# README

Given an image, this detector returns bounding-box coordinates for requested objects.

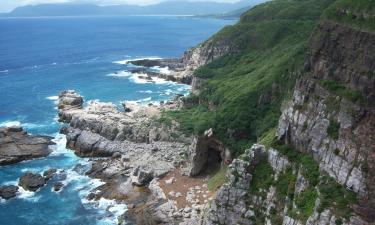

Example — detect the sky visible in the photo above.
[0,0,241,13]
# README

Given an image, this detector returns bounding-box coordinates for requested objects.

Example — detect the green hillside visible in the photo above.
[165,0,336,154]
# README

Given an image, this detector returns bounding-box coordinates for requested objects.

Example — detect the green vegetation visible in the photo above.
[272,143,320,186]
[249,160,274,197]
[327,119,340,140]
[275,167,296,201]
[324,95,341,113]
[324,0,375,32]
[319,176,357,219]
[207,165,228,192]
[168,0,335,155]
[295,188,318,220]
[269,143,357,220]
[259,128,277,149]
[320,80,365,104]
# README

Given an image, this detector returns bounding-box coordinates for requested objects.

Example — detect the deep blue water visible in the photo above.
[0,16,235,225]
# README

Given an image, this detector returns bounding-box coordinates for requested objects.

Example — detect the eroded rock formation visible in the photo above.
[0,126,55,166]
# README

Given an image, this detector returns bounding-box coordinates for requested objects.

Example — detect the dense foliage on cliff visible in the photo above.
[324,0,375,31]
[168,0,335,154]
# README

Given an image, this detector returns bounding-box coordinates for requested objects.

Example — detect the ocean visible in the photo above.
[0,16,235,225]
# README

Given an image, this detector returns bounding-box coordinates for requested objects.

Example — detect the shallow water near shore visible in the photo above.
[0,16,235,225]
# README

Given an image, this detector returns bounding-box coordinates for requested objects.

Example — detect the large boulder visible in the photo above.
[0,185,19,199]
[19,172,46,192]
[0,126,54,166]
[132,166,154,186]
[58,90,83,110]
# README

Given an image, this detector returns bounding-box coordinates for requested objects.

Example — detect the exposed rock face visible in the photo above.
[0,185,19,199]
[125,39,232,86]
[58,90,83,110]
[178,39,232,78]
[19,172,46,192]
[58,91,189,153]
[0,126,54,166]
[187,128,231,176]
[43,168,57,181]
[306,21,375,106]
[277,21,375,222]
[267,148,289,175]
[203,144,266,225]
[53,182,64,192]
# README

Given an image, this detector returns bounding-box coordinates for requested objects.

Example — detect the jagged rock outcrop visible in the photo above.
[0,126,55,166]
[277,20,375,222]
[0,185,19,199]
[58,91,191,157]
[125,38,233,86]
[19,172,46,192]
[203,144,266,225]
[179,39,232,78]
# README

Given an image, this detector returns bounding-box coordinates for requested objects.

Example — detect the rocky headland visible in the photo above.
[57,90,221,224]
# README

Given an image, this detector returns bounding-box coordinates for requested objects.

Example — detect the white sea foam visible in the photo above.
[128,73,150,84]
[151,66,171,75]
[139,90,154,94]
[49,133,72,156]
[113,57,162,65]
[46,96,59,100]
[164,89,173,96]
[0,70,9,73]
[139,97,152,102]
[129,74,173,85]
[0,121,21,127]
[106,71,132,78]
[90,197,127,225]
[2,180,18,186]
[151,76,173,84]
[46,95,59,104]
[17,187,37,201]
[0,120,50,130]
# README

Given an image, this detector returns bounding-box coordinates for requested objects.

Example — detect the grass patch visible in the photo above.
[295,188,318,220]
[272,143,320,186]
[327,119,340,140]
[249,160,274,197]
[207,165,228,192]
[320,80,365,104]
[259,127,277,148]
[275,167,296,201]
[319,176,357,219]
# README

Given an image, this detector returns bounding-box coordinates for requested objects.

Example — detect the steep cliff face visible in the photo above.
[178,38,234,93]
[200,4,375,225]
[277,20,375,222]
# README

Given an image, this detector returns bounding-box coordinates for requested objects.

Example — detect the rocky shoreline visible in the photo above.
[53,41,234,224]
[57,89,216,224]
[0,41,226,223]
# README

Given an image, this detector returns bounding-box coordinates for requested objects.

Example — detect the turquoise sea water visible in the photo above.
[0,16,235,225]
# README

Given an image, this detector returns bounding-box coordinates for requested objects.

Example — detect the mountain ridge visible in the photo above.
[0,1,267,17]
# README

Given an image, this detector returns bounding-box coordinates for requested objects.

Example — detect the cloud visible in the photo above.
[0,0,241,13]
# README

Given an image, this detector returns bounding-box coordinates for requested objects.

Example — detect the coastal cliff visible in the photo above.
[156,0,375,225]
[201,17,375,220]
[44,0,375,224]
